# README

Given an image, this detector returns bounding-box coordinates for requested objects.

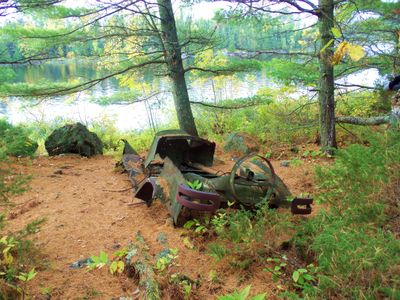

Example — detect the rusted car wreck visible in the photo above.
[121,130,312,225]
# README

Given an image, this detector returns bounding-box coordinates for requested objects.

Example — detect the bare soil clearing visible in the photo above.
[5,153,317,299]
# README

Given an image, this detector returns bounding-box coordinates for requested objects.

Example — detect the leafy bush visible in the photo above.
[89,115,122,153]
[0,119,38,157]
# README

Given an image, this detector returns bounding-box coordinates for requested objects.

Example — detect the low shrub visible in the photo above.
[294,131,400,299]
[0,146,40,299]
[0,119,37,157]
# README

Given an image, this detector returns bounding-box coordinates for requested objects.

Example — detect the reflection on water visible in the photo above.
[1,61,269,131]
[12,60,101,84]
[1,61,381,131]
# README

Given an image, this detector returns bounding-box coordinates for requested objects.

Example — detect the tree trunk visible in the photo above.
[318,0,336,152]
[157,0,198,136]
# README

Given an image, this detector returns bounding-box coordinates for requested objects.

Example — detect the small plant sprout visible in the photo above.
[113,247,128,258]
[182,237,195,249]
[17,268,37,282]
[292,264,316,289]
[264,257,287,282]
[87,251,109,270]
[208,242,230,261]
[109,261,125,275]
[218,285,266,300]
[208,270,220,284]
[155,248,178,272]
[1,235,18,265]
[170,273,193,300]
[211,212,228,234]
[290,158,304,167]
[183,218,208,234]
[187,180,203,190]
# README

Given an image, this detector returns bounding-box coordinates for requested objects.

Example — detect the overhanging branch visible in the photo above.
[189,101,262,109]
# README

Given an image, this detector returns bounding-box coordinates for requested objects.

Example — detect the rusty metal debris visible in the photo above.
[120,130,313,225]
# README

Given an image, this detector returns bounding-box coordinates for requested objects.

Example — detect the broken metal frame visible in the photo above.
[121,130,313,225]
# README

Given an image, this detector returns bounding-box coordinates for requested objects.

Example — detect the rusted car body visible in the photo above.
[121,130,312,225]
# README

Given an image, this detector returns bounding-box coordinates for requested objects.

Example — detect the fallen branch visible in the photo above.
[102,187,132,192]
[189,100,262,109]
[335,115,390,125]
[127,202,146,207]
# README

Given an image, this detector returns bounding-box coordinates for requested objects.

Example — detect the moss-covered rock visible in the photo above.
[45,123,103,157]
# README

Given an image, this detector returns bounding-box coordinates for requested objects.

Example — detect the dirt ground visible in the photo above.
[4,152,318,300]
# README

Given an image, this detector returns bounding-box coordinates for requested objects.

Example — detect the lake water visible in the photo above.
[1,61,268,131]
[0,61,381,131]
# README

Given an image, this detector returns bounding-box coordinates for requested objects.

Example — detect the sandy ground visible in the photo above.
[4,153,317,300]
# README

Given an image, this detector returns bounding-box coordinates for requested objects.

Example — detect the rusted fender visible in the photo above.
[134,177,167,207]
[176,184,221,212]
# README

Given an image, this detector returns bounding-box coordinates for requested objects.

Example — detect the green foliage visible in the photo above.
[89,90,141,106]
[336,90,390,117]
[289,158,304,167]
[196,86,319,146]
[263,59,319,86]
[292,265,316,290]
[0,168,31,204]
[264,257,287,282]
[0,67,16,82]
[186,180,203,191]
[0,119,38,157]
[208,242,230,261]
[16,268,37,282]
[183,218,209,234]
[294,131,400,298]
[87,251,109,270]
[0,218,44,298]
[218,285,266,300]
[88,247,128,275]
[19,218,46,237]
[302,149,324,158]
[109,261,124,275]
[0,142,38,299]
[154,248,178,272]
[89,115,122,153]
[208,270,220,284]
[169,273,194,300]
[30,5,90,19]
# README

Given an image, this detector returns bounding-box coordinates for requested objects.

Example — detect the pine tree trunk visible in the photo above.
[157,0,198,136]
[318,0,337,152]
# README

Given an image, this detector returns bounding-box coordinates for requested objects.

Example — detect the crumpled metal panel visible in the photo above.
[144,130,215,168]
[121,153,144,187]
[159,157,186,224]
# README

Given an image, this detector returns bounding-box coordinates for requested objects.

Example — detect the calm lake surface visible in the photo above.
[0,61,268,131]
[0,61,381,131]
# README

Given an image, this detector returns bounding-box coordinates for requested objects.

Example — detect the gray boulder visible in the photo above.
[223,132,259,155]
[45,123,103,157]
